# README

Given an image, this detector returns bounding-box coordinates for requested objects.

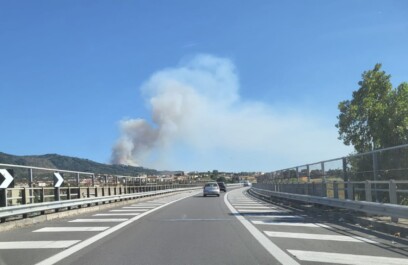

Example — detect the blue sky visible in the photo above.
[1,1,407,172]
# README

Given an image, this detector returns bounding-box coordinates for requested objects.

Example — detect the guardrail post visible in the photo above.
[372,152,379,202]
[321,180,327,197]
[22,187,27,204]
[296,167,299,182]
[28,168,33,203]
[347,181,354,200]
[0,188,7,207]
[67,187,71,200]
[306,165,310,182]
[41,187,45,202]
[365,180,372,202]
[342,158,348,181]
[389,180,398,223]
[54,187,60,201]
[333,181,339,199]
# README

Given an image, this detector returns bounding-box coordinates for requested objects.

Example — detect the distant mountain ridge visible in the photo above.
[0,152,160,176]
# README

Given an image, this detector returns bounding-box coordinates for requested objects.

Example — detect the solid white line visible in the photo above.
[36,191,200,265]
[33,227,109,232]
[93,213,140,216]
[251,221,330,228]
[287,250,408,265]
[264,231,377,243]
[69,219,128,222]
[0,241,80,249]
[224,191,300,265]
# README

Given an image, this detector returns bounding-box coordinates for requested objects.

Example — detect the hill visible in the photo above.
[0,152,160,176]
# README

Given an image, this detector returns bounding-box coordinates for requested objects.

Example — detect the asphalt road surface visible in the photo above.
[0,187,407,265]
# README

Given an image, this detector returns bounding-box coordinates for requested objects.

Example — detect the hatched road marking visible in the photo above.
[0,241,80,249]
[33,227,110,232]
[93,213,140,216]
[264,231,378,243]
[69,218,128,222]
[287,250,408,265]
[251,220,330,228]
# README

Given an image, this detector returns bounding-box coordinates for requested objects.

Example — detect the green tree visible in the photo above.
[337,64,408,184]
[336,64,408,152]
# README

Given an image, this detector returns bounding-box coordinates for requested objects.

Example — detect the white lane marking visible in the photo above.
[36,191,201,265]
[93,213,140,216]
[69,219,128,222]
[264,231,377,243]
[237,209,281,213]
[109,209,146,212]
[251,221,330,228]
[242,215,303,219]
[288,250,408,265]
[234,204,275,209]
[0,241,80,249]
[224,191,300,265]
[33,227,109,232]
[122,206,157,207]
[130,203,163,207]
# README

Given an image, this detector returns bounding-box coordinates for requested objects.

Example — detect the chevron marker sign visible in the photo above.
[54,172,64,187]
[0,169,14,188]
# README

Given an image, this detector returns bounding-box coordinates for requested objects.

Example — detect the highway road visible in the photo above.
[0,187,407,265]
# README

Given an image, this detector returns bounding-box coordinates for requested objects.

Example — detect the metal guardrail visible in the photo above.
[0,186,200,221]
[254,144,408,223]
[251,184,408,222]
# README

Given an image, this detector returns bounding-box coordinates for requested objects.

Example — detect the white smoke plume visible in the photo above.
[111,54,349,171]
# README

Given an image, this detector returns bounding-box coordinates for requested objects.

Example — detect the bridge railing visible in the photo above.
[0,163,202,215]
[254,144,408,222]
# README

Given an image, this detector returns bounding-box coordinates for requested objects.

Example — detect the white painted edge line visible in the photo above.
[0,241,80,249]
[224,191,300,265]
[33,227,110,232]
[287,250,408,265]
[35,190,201,265]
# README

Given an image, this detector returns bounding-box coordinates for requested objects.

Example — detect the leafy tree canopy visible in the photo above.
[336,64,408,153]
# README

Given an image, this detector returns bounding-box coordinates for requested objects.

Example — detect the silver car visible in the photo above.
[203,182,220,197]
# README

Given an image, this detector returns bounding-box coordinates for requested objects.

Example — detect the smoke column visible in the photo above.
[111,54,349,170]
